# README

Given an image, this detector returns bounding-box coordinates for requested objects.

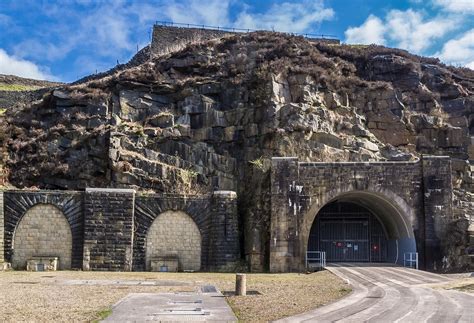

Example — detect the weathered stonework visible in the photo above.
[83,188,135,271]
[209,191,240,271]
[3,191,84,269]
[1,188,240,271]
[270,156,453,272]
[3,28,473,272]
[13,204,72,270]
[0,155,465,272]
[145,210,201,271]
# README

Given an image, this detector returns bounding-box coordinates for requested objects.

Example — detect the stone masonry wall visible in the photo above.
[422,156,454,271]
[145,210,201,271]
[151,25,339,58]
[3,189,239,272]
[83,188,135,271]
[12,204,72,270]
[134,192,240,271]
[134,194,212,271]
[209,191,240,271]
[151,25,233,56]
[269,157,453,272]
[3,191,84,268]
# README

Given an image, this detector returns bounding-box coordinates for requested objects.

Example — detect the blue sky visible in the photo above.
[0,0,473,82]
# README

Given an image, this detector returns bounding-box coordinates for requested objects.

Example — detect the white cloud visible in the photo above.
[13,39,74,62]
[345,9,459,53]
[432,0,474,13]
[385,9,456,52]
[0,13,11,27]
[235,0,334,33]
[345,15,386,45]
[0,49,55,80]
[164,0,232,26]
[436,29,474,68]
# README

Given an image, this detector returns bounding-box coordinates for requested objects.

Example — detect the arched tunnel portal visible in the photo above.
[306,191,417,265]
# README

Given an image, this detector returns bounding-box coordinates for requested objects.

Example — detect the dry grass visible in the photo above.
[432,277,474,294]
[0,84,40,92]
[0,270,349,322]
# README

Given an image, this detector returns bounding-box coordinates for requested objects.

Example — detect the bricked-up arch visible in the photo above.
[145,210,201,271]
[12,204,73,269]
[3,191,84,269]
[133,195,211,271]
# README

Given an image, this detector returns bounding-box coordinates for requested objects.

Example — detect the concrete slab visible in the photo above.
[102,286,237,322]
[62,279,191,287]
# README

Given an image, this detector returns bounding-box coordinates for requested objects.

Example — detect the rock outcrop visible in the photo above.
[1,32,472,271]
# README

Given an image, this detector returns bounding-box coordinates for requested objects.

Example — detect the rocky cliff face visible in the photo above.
[1,32,472,270]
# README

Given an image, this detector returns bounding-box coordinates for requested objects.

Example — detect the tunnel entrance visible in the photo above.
[308,201,388,262]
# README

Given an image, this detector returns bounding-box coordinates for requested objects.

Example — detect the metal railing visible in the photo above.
[306,251,326,270]
[404,252,418,269]
[155,20,339,40]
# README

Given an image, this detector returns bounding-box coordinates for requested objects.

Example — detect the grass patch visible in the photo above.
[0,83,40,91]
[249,156,266,171]
[0,108,6,116]
[93,308,112,322]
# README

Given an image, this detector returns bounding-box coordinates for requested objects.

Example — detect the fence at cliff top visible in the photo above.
[155,20,339,40]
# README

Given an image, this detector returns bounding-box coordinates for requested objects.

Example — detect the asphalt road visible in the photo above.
[276,263,473,323]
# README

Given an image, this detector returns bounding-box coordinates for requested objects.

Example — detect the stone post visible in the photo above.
[208,191,240,271]
[83,188,135,271]
[422,155,453,271]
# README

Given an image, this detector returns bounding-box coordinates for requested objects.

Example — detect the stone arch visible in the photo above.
[302,189,418,265]
[12,204,73,270]
[145,210,202,271]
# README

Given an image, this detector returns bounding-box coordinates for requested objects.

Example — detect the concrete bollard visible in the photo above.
[235,273,247,296]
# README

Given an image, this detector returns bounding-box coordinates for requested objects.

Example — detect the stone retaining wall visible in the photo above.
[2,189,239,271]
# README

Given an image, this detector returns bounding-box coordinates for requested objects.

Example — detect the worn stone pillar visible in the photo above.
[270,157,300,272]
[0,191,4,264]
[422,155,453,271]
[208,191,240,271]
[83,188,135,271]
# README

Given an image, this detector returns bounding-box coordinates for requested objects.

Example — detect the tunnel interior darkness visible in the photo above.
[307,192,417,265]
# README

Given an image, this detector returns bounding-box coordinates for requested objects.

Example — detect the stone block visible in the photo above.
[151,255,179,272]
[27,257,58,271]
[149,113,174,128]
[312,132,343,149]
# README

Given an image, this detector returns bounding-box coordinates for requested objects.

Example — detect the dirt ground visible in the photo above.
[0,270,350,322]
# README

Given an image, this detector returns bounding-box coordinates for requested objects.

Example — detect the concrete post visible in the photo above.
[235,273,247,296]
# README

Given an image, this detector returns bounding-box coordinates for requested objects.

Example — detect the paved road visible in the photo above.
[276,263,474,323]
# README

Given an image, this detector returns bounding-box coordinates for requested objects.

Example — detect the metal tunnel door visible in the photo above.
[319,218,370,262]
[308,201,387,262]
